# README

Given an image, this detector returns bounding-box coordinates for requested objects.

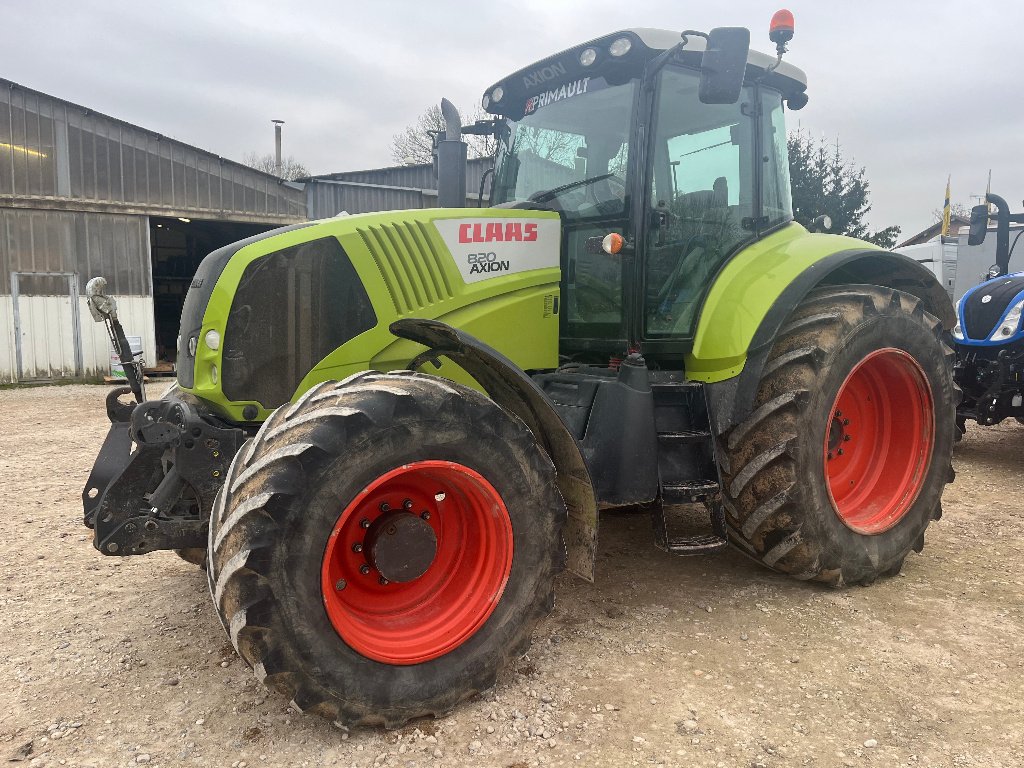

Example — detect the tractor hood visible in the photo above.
[176,208,562,422]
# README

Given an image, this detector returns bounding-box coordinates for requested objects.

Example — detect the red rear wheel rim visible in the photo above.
[824,348,934,534]
[320,461,513,665]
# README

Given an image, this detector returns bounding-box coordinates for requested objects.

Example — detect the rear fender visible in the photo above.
[390,318,598,581]
[692,225,954,434]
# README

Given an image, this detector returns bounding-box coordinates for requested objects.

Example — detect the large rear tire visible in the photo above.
[720,286,956,585]
[208,371,565,727]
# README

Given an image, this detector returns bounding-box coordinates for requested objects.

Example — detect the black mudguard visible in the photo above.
[391,318,599,582]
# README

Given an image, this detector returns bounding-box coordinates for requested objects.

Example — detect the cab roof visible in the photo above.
[484,27,808,116]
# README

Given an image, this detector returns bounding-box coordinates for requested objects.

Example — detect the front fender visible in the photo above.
[390,318,598,581]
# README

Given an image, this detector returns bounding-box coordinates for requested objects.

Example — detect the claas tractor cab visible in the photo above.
[82,13,957,728]
[953,192,1024,430]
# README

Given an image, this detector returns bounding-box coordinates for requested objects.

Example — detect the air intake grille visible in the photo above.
[357,221,454,314]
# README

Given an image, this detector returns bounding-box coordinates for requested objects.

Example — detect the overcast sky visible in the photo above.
[5,1,1023,237]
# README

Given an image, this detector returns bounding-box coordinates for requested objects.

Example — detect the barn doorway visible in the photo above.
[149,217,273,373]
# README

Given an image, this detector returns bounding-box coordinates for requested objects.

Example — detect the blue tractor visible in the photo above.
[953,193,1024,432]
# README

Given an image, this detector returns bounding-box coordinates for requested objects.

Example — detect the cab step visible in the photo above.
[661,478,719,503]
[651,496,729,554]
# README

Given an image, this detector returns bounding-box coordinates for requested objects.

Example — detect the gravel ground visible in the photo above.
[1,383,1022,768]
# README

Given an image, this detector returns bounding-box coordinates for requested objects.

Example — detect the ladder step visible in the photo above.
[651,492,729,555]
[662,480,720,503]
[660,533,729,555]
[657,430,712,444]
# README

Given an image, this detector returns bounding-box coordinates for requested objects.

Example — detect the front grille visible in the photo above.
[963,275,1024,340]
[177,222,313,389]
[221,236,376,409]
[357,220,454,314]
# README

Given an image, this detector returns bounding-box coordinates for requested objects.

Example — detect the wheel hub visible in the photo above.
[320,461,514,665]
[365,512,437,583]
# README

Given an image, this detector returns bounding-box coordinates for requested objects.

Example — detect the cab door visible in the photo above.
[639,65,758,350]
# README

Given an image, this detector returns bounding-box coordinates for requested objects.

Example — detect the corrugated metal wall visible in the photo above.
[320,157,494,197]
[0,78,306,221]
[308,180,489,219]
[0,208,150,295]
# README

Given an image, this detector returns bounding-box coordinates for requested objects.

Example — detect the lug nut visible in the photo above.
[421,511,431,520]
[359,564,371,575]
[379,576,389,586]
[403,499,414,510]
[352,543,363,553]
[211,470,221,478]
[837,448,844,456]
[842,418,850,426]
[335,579,347,591]
[360,518,371,529]
[835,410,842,418]
[843,434,851,442]
[379,502,391,512]
[827,452,833,461]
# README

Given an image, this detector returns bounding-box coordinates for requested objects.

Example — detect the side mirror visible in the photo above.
[968,204,989,246]
[699,27,750,104]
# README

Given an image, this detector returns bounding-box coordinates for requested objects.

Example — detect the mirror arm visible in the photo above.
[645,29,708,81]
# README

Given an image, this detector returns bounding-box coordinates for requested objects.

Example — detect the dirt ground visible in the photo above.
[1,383,1022,768]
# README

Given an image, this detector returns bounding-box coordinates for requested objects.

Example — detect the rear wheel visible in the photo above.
[720,286,956,585]
[208,371,565,727]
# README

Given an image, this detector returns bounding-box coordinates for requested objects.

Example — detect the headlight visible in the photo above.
[210,364,218,384]
[952,299,964,340]
[481,93,490,109]
[187,335,198,357]
[609,37,632,57]
[579,47,597,66]
[491,86,504,103]
[989,298,1024,341]
[204,329,221,351]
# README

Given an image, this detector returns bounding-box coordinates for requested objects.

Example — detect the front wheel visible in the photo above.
[720,286,956,585]
[208,371,566,727]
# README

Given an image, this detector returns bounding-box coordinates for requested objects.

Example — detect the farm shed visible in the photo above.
[0,78,306,383]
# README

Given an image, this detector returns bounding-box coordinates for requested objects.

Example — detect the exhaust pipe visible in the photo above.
[435,98,467,208]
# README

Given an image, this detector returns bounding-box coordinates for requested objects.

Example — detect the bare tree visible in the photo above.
[391,105,495,166]
[242,152,311,181]
[929,201,972,222]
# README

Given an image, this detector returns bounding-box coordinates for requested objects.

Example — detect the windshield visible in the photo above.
[491,75,637,220]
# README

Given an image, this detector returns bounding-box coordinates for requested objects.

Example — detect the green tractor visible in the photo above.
[83,16,957,727]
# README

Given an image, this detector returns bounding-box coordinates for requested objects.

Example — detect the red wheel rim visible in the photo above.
[824,348,934,534]
[320,461,513,665]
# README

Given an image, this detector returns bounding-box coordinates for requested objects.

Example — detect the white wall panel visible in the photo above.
[0,296,15,383]
[77,296,156,378]
[15,294,78,379]
[0,294,155,382]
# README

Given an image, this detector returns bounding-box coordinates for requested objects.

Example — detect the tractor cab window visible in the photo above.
[492,75,638,345]
[491,76,634,220]
[644,66,756,339]
[761,90,794,228]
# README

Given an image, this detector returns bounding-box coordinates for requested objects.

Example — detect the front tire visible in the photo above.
[720,286,956,585]
[207,371,565,727]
